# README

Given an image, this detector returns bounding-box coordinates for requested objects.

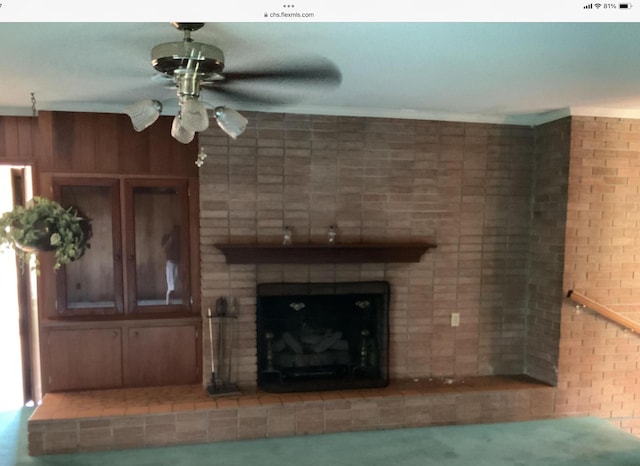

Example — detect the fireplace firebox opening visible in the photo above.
[256,281,390,393]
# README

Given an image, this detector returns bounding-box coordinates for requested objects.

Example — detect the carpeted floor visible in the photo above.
[3,408,640,466]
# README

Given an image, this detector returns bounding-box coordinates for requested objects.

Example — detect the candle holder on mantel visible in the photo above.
[328,225,337,244]
[282,226,292,245]
[206,297,241,397]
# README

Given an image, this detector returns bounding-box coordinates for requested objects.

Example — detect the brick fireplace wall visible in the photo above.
[526,117,571,385]
[198,112,536,388]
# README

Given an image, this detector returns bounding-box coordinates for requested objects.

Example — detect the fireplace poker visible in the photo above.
[217,302,224,388]
[227,297,236,384]
[206,305,217,394]
[215,296,228,377]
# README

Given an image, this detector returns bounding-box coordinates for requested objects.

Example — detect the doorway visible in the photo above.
[0,165,36,409]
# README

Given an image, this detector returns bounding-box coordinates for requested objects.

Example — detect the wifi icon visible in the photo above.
[595,2,602,7]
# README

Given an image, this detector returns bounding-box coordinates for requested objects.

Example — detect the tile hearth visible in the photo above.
[28,375,555,455]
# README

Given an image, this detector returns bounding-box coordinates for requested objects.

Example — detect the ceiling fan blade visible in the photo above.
[202,85,300,105]
[221,58,342,86]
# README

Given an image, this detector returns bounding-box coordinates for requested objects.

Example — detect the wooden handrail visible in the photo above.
[566,290,640,334]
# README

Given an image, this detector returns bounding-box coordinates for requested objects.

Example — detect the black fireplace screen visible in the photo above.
[256,281,390,393]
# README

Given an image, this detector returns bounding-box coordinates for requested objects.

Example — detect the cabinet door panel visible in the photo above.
[53,178,123,316]
[125,179,191,314]
[133,186,182,306]
[45,328,122,392]
[125,325,198,387]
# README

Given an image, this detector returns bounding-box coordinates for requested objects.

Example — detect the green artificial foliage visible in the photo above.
[0,196,91,271]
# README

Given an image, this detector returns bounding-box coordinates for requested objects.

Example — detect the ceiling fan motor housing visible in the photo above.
[151,41,225,78]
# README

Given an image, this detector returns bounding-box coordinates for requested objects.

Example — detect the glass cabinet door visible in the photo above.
[125,180,190,313]
[54,179,123,316]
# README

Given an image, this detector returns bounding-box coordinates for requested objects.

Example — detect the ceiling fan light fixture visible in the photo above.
[125,99,163,132]
[128,22,340,161]
[171,114,195,144]
[214,106,248,140]
[180,97,210,133]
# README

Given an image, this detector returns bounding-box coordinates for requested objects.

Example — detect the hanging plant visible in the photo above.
[0,196,92,271]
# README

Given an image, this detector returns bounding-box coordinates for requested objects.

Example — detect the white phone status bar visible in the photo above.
[1,0,640,21]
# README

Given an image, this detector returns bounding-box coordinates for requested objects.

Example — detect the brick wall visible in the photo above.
[199,112,535,387]
[559,116,640,434]
[526,117,571,385]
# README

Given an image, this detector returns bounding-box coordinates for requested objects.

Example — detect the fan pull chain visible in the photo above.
[195,146,208,167]
[30,92,38,117]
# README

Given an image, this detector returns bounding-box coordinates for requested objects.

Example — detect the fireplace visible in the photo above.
[256,281,390,393]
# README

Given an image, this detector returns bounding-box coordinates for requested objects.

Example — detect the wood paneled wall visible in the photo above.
[0,110,201,398]
[0,111,198,177]
[0,115,36,163]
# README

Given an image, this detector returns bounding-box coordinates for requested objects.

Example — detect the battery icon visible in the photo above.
[620,3,631,7]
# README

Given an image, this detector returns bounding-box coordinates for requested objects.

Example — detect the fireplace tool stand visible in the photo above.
[207,297,240,397]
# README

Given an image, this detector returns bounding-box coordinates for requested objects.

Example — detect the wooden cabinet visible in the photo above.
[31,111,201,397]
[43,321,200,392]
[39,174,201,393]
[51,176,197,317]
[124,325,199,387]
[44,327,123,392]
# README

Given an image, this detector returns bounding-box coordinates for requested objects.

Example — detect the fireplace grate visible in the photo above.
[256,281,390,393]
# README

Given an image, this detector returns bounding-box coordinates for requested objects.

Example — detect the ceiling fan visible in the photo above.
[125,22,342,156]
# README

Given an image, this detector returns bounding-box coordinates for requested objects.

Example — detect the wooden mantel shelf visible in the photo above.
[214,242,436,264]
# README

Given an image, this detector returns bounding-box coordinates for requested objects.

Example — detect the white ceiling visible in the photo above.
[2,22,640,126]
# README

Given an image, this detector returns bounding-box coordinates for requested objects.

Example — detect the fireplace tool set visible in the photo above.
[207,297,240,396]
